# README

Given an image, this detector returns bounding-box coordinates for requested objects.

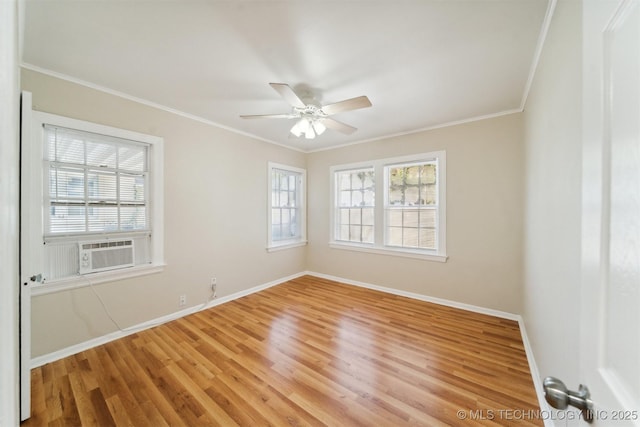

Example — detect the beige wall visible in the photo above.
[24,69,528,357]
[307,114,525,314]
[522,0,582,386]
[23,69,307,357]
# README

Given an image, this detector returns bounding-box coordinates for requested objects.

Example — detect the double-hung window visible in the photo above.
[29,112,164,290]
[334,168,375,244]
[267,162,307,250]
[385,160,439,250]
[330,151,446,261]
[46,125,149,235]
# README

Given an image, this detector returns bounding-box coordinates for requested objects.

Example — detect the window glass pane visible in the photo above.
[271,208,281,225]
[88,206,118,232]
[352,190,363,206]
[421,163,437,184]
[405,166,420,185]
[419,184,437,205]
[86,141,116,168]
[339,225,350,241]
[50,205,86,233]
[339,191,351,206]
[272,224,282,240]
[120,174,145,202]
[352,173,364,189]
[403,227,419,247]
[362,225,374,243]
[362,207,374,226]
[339,173,351,190]
[419,209,436,227]
[387,227,403,246]
[349,225,361,241]
[349,208,361,225]
[118,145,146,172]
[121,206,147,231]
[279,172,288,191]
[339,208,350,225]
[279,191,289,207]
[405,186,419,205]
[88,171,117,201]
[363,189,375,206]
[51,168,85,200]
[419,228,436,249]
[55,135,85,164]
[404,210,419,227]
[387,209,403,227]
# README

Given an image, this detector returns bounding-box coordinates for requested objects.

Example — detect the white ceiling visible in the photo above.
[21,0,551,152]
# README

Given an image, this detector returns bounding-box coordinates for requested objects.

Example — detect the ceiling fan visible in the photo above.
[240,83,372,139]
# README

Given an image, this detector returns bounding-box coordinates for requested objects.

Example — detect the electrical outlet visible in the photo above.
[211,277,217,293]
[179,294,186,306]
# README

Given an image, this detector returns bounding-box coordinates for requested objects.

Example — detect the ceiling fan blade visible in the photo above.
[240,113,295,119]
[321,96,372,116]
[319,118,357,135]
[269,83,306,109]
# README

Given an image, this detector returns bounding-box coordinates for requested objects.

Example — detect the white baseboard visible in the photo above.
[30,271,307,368]
[518,318,555,427]
[304,270,551,424]
[31,269,549,424]
[304,270,521,320]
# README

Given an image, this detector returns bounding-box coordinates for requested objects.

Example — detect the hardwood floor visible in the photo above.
[22,275,543,426]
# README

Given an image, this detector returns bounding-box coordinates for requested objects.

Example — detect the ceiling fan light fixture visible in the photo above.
[290,118,306,137]
[304,124,316,139]
[312,120,326,136]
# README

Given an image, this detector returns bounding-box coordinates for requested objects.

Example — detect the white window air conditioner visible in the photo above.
[79,239,135,274]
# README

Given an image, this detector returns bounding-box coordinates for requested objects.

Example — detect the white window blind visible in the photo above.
[44,125,149,236]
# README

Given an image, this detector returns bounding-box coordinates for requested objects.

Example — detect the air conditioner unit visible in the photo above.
[79,239,135,274]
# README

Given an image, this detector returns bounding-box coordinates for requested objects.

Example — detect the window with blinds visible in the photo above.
[44,125,149,236]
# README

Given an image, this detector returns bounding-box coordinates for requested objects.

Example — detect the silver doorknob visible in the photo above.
[543,376,593,423]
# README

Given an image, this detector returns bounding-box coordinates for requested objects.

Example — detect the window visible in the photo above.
[29,111,164,290]
[45,125,149,235]
[335,168,375,244]
[385,161,438,250]
[267,162,307,250]
[330,152,446,262]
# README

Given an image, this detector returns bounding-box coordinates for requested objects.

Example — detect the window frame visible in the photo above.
[267,162,307,251]
[329,151,447,262]
[29,111,165,294]
[44,124,150,237]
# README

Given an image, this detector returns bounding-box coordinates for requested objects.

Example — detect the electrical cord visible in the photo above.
[81,273,217,333]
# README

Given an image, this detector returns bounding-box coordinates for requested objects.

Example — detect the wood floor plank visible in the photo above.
[22,275,543,426]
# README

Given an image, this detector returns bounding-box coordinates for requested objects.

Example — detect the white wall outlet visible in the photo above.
[179,294,186,306]
[211,277,217,293]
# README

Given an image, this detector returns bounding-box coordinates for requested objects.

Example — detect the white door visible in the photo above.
[20,91,42,421]
[580,0,640,425]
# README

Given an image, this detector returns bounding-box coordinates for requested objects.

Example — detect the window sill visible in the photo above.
[329,242,448,263]
[31,263,165,296]
[267,240,308,252]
